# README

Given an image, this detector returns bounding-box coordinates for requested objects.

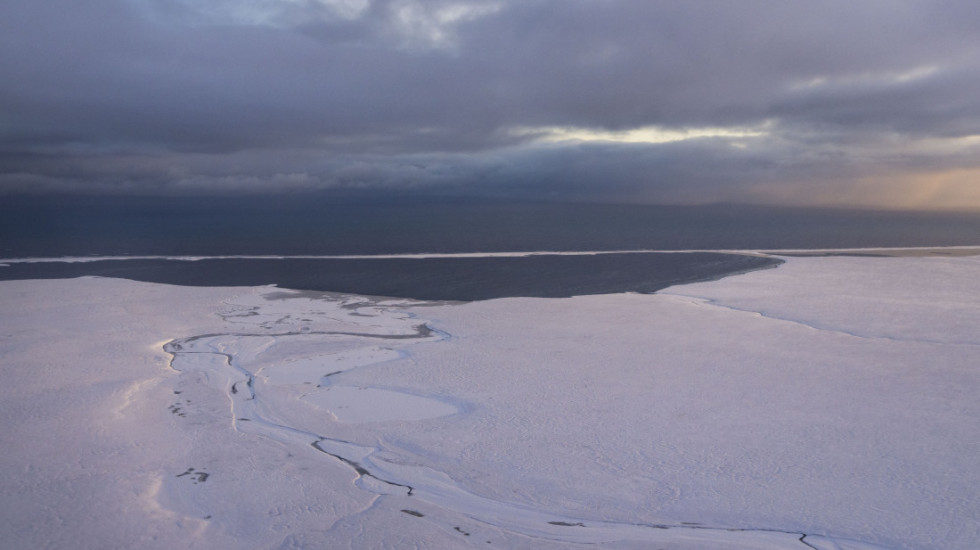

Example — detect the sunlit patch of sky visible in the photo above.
[509,123,772,146]
[742,167,980,212]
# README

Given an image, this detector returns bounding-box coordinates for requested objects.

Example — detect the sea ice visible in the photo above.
[0,254,976,549]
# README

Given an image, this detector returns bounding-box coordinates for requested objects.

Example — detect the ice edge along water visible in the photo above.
[161,284,891,550]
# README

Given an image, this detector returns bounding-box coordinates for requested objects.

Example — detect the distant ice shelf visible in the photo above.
[2,244,978,263]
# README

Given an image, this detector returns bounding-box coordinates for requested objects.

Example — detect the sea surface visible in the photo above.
[0,254,779,301]
[4,195,980,256]
[2,195,978,300]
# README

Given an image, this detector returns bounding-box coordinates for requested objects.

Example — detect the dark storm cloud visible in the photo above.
[2,0,979,207]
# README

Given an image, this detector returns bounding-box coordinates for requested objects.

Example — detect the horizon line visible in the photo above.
[3,245,979,264]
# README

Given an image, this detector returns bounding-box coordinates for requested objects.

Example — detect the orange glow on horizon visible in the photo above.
[736,168,980,212]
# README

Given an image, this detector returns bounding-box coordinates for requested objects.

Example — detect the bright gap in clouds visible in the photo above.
[789,64,942,91]
[510,123,771,145]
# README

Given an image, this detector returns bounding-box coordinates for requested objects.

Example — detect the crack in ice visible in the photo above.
[666,293,980,348]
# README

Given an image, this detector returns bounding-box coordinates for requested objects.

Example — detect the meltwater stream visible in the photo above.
[162,288,891,550]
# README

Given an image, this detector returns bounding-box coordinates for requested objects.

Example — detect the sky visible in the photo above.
[2,0,980,210]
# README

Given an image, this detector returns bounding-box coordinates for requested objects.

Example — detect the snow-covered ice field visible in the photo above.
[1,254,977,549]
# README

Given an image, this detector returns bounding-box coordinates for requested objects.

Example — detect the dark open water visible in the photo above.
[3,195,980,256]
[0,254,778,301]
[1,195,977,300]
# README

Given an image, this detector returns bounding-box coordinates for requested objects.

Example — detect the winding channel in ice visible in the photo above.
[163,289,890,550]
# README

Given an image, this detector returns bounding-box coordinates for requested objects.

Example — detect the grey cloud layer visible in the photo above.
[2,0,979,204]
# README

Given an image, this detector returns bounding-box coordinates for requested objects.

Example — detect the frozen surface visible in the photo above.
[0,254,977,549]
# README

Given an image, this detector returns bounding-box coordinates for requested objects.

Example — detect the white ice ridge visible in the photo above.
[2,245,978,263]
[1,254,977,549]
